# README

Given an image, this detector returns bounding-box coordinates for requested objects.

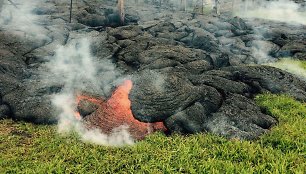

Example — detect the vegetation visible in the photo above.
[267,58,306,79]
[269,58,306,68]
[1,93,305,173]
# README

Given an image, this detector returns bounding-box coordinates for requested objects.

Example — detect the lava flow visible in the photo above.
[76,80,167,140]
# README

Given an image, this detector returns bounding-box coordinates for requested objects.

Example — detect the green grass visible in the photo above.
[267,58,306,80]
[270,58,306,69]
[1,93,305,173]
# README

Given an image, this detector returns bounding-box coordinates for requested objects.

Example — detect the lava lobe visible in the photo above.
[76,80,167,140]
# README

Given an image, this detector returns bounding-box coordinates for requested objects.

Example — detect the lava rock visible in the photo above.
[222,65,306,101]
[191,28,220,53]
[228,17,252,31]
[2,84,57,124]
[277,41,306,58]
[130,65,306,140]
[76,9,107,27]
[1,0,306,141]
[130,70,202,122]
[77,100,99,117]
[107,25,143,40]
[205,94,277,140]
[0,104,10,119]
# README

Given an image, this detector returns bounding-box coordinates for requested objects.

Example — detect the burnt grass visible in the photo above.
[0,93,305,173]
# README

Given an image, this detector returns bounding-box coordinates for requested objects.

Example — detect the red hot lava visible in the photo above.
[76,80,166,140]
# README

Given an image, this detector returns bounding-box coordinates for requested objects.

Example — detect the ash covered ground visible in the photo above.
[0,0,306,142]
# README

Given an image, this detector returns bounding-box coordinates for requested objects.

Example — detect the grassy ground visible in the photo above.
[1,93,305,173]
[267,58,306,80]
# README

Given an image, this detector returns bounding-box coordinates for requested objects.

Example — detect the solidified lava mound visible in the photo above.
[1,0,306,140]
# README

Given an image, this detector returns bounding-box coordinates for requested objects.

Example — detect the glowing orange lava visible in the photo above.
[76,80,166,140]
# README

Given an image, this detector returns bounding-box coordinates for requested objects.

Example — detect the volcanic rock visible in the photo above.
[204,94,277,140]
[0,104,10,119]
[77,99,99,117]
[277,41,306,59]
[130,65,306,139]
[130,70,203,122]
[2,86,56,124]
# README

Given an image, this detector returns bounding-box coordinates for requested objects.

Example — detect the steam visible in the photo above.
[81,126,133,145]
[232,0,306,64]
[0,0,47,39]
[1,0,135,145]
[47,38,112,95]
[249,37,278,64]
[234,0,306,25]
[267,59,306,81]
[48,38,135,146]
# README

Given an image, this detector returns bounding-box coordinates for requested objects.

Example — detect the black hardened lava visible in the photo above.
[1,0,306,140]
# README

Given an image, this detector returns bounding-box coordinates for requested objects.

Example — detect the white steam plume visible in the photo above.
[231,0,306,64]
[0,0,47,39]
[1,0,135,146]
[249,35,278,64]
[48,38,135,146]
[233,0,306,25]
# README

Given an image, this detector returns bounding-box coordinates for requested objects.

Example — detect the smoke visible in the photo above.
[249,37,278,64]
[47,38,111,95]
[234,0,306,25]
[231,0,306,64]
[47,38,135,146]
[81,126,134,145]
[0,0,47,39]
[1,0,135,145]
[53,92,134,146]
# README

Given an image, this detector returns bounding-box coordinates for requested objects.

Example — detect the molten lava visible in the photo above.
[76,80,166,140]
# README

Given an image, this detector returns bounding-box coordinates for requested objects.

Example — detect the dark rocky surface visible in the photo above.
[0,0,305,139]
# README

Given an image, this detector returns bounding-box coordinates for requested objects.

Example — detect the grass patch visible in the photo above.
[1,93,305,173]
[270,58,306,68]
[266,58,306,79]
